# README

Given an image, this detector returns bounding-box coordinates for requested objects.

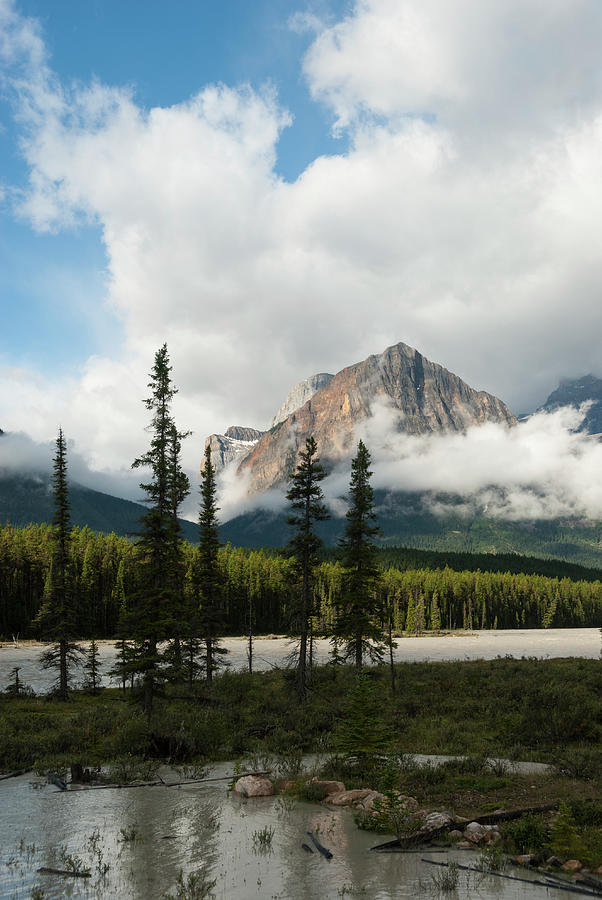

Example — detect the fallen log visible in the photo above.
[50,770,271,793]
[545,870,602,897]
[37,867,91,879]
[307,831,333,859]
[371,803,559,851]
[0,769,29,781]
[421,859,601,898]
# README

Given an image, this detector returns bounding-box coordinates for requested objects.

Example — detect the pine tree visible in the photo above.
[35,429,83,699]
[335,670,392,759]
[334,440,384,669]
[195,445,227,683]
[430,590,441,630]
[83,638,102,694]
[286,436,329,698]
[165,422,191,674]
[130,345,189,719]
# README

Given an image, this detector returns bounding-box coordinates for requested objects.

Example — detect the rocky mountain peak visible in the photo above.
[539,374,602,434]
[269,373,334,428]
[237,341,516,494]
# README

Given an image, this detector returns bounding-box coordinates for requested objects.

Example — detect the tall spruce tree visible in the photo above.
[35,429,82,699]
[195,445,226,683]
[130,344,189,719]
[163,422,191,679]
[286,436,329,698]
[334,439,384,669]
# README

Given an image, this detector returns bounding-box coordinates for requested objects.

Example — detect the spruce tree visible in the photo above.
[334,440,384,669]
[195,445,227,683]
[83,638,102,694]
[130,344,189,719]
[286,436,329,698]
[35,429,82,699]
[335,670,392,760]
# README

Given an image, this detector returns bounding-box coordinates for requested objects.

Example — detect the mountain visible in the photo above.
[237,341,516,494]
[269,373,334,428]
[539,375,602,434]
[205,426,265,474]
[204,374,335,475]
[0,472,198,541]
[220,489,602,568]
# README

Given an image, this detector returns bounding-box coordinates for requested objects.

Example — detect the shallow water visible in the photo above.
[0,767,575,899]
[1,628,600,694]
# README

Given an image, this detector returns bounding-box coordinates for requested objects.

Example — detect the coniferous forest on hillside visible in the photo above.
[2,522,602,639]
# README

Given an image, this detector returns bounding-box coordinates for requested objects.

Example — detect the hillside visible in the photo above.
[219,489,602,569]
[0,474,198,541]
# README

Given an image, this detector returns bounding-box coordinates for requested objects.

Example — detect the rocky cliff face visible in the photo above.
[539,375,602,434]
[238,341,516,494]
[205,427,265,474]
[203,375,334,475]
[269,373,334,428]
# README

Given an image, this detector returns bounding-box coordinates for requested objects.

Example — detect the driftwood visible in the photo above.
[50,770,271,793]
[0,769,29,781]
[37,867,91,879]
[307,831,333,859]
[371,803,559,851]
[421,859,601,898]
[545,870,602,897]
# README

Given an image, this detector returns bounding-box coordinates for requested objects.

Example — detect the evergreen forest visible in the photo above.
[2,521,601,639]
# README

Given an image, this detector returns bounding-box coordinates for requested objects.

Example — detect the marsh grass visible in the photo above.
[252,825,275,853]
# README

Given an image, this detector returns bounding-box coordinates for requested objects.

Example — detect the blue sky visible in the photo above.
[1,0,346,376]
[2,0,602,522]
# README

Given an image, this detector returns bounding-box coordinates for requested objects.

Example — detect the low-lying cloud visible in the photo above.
[0,430,144,503]
[217,404,602,525]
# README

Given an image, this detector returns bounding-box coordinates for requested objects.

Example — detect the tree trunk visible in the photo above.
[206,636,213,684]
[59,638,68,700]
[248,592,253,674]
[388,615,395,694]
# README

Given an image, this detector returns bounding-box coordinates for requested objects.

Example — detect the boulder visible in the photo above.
[449,830,463,842]
[357,791,384,813]
[233,775,274,798]
[310,779,346,795]
[422,812,454,832]
[326,789,374,807]
[456,841,474,849]
[483,829,502,845]
[562,860,583,873]
[464,822,487,844]
[515,855,534,867]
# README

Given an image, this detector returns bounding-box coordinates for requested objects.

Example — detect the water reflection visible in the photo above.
[0,770,578,899]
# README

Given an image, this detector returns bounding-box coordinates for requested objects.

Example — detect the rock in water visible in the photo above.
[233,775,274,797]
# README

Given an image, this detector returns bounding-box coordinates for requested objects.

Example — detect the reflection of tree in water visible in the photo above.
[117,785,220,899]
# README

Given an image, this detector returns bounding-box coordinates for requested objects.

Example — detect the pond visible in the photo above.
[0,765,576,899]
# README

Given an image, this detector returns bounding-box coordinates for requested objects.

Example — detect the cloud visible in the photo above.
[302,0,602,136]
[317,402,602,522]
[1,0,602,508]
[0,428,143,501]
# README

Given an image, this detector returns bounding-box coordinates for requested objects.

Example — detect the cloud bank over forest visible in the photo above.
[2,0,602,519]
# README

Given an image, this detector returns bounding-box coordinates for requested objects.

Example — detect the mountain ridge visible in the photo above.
[237,341,516,494]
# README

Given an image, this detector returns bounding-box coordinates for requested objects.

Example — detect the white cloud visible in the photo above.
[313,403,602,523]
[1,0,602,521]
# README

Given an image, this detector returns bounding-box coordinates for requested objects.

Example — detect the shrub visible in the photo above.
[504,813,548,854]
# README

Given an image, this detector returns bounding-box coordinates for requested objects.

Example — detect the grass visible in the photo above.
[1,656,601,774]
